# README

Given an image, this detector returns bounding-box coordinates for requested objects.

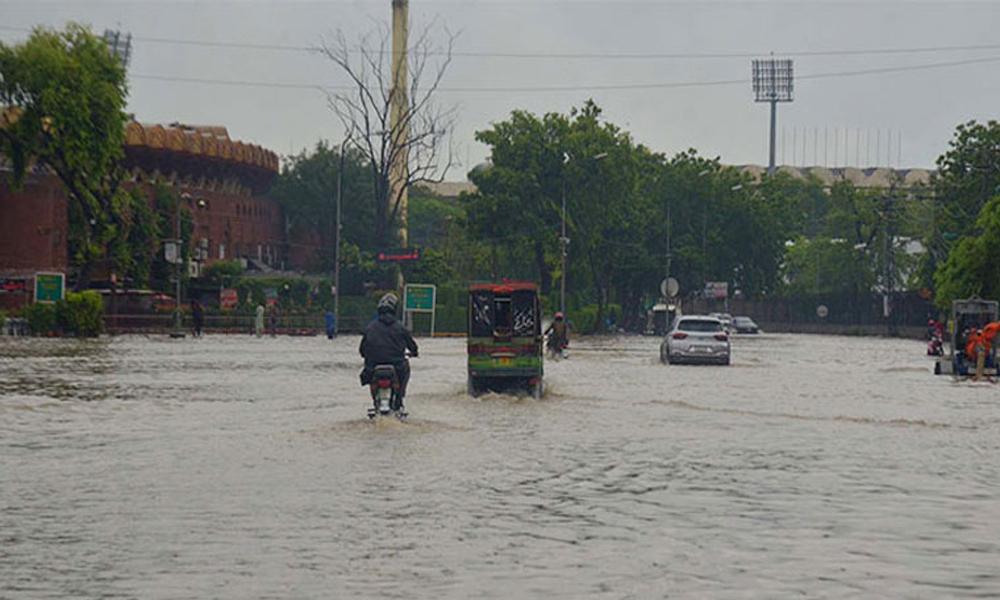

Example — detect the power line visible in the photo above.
[4,24,1000,61]
[129,54,1000,94]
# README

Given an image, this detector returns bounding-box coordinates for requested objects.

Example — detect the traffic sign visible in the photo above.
[34,272,65,304]
[404,284,436,311]
[403,284,437,336]
[661,277,680,298]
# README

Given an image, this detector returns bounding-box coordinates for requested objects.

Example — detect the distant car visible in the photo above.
[709,312,733,332]
[731,316,760,334]
[660,316,731,365]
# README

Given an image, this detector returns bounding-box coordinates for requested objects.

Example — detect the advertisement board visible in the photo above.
[264,287,278,307]
[0,278,29,294]
[220,288,239,310]
[703,281,728,300]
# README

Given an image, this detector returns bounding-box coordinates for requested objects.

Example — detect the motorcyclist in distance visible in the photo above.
[544,312,569,356]
[359,293,419,407]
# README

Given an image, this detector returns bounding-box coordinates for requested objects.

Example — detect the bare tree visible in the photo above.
[319,19,458,249]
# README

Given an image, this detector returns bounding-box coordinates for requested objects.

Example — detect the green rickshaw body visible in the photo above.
[467,282,543,395]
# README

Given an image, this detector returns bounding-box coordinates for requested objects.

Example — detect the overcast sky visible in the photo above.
[3,0,999,176]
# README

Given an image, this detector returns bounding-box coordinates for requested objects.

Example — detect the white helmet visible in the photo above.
[377,292,398,313]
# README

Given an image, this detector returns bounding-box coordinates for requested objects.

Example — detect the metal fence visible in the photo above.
[103,313,369,335]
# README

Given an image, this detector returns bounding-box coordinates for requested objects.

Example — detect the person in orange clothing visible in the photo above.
[965,322,1000,361]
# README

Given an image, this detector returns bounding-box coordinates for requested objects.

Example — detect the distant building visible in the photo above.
[424,165,933,199]
[0,121,284,309]
[734,165,932,188]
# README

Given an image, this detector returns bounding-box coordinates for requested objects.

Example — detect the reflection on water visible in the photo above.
[1,333,999,598]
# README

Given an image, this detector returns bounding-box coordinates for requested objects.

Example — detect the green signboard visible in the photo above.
[404,284,436,311]
[403,284,436,336]
[34,272,65,303]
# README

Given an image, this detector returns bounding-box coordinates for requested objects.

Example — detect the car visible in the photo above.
[709,312,733,332]
[731,316,760,334]
[660,315,731,365]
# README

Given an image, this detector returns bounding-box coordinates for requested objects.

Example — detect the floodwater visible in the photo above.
[1,332,998,599]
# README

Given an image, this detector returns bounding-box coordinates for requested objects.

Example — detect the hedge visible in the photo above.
[22,291,104,337]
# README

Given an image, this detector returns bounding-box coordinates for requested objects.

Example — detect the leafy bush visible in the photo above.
[21,291,104,336]
[202,260,244,286]
[569,303,621,334]
[23,302,58,335]
[58,291,104,336]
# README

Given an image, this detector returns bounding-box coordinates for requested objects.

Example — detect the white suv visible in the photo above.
[660,316,731,365]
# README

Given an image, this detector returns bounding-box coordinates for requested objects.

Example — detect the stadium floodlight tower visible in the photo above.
[102,29,133,70]
[752,58,793,174]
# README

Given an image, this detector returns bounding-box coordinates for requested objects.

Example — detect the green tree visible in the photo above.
[782,236,874,296]
[934,195,1000,306]
[271,142,376,271]
[0,23,130,289]
[148,182,193,293]
[465,110,569,293]
[106,187,160,288]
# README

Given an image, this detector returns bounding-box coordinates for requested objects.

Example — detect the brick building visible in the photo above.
[0,122,284,309]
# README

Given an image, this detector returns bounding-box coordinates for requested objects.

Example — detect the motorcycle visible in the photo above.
[546,334,568,360]
[367,363,407,419]
[927,321,945,357]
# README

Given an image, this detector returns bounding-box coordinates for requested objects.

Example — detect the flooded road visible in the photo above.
[2,333,998,598]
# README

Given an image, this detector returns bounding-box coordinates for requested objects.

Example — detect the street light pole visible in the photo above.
[170,193,189,338]
[560,176,568,316]
[559,151,607,316]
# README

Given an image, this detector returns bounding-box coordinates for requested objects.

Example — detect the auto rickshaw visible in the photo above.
[467,282,544,398]
[934,297,999,377]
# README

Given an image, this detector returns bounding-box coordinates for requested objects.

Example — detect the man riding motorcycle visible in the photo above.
[359,293,418,408]
[544,312,569,357]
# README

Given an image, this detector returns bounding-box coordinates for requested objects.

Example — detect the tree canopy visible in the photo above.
[0,23,130,288]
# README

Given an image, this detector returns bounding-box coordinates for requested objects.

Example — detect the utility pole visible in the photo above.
[390,0,410,247]
[170,194,189,338]
[334,136,349,335]
[665,197,672,291]
[560,175,568,315]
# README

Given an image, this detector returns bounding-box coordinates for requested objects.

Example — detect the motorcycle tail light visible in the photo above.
[672,332,688,339]
[377,379,392,389]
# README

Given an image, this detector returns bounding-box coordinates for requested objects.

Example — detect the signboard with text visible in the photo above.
[403,284,436,336]
[703,281,728,300]
[220,288,239,310]
[34,272,65,304]
[376,248,421,263]
[0,278,29,294]
[264,287,278,307]
[404,284,436,311]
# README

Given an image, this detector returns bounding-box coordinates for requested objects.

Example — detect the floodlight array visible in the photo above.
[103,29,133,70]
[752,58,793,102]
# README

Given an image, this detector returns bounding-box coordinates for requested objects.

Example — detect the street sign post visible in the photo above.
[403,283,436,336]
[34,272,65,304]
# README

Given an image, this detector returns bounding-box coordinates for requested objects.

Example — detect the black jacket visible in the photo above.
[359,311,419,368]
